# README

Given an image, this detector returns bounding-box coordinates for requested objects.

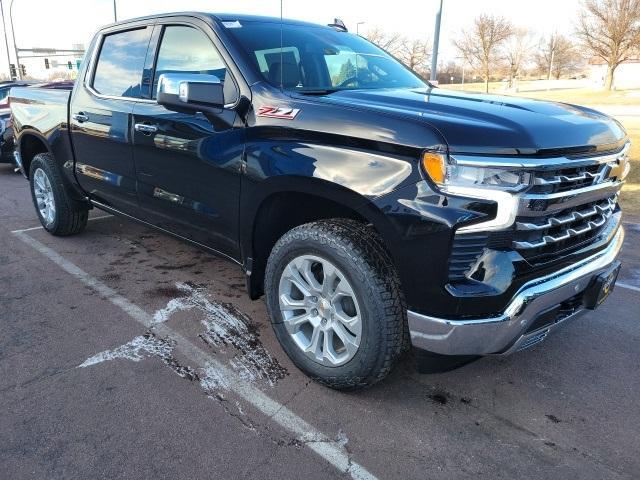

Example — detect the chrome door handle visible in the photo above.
[134,123,158,134]
[72,112,88,123]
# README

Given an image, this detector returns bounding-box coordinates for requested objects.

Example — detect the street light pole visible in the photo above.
[0,0,13,79]
[430,0,443,82]
[113,0,117,22]
[356,21,365,36]
[9,0,19,79]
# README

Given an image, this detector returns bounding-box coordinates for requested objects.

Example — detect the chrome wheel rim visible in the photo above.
[278,254,362,367]
[33,168,56,226]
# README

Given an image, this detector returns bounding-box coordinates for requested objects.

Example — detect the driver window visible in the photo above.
[153,25,236,102]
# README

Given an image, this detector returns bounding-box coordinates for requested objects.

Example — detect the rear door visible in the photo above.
[131,21,243,259]
[70,24,153,213]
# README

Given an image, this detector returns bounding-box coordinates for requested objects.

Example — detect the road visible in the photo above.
[1,164,639,479]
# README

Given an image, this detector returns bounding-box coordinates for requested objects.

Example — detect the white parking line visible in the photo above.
[618,282,640,293]
[11,214,113,234]
[12,230,378,480]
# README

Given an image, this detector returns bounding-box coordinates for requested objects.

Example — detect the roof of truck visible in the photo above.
[103,12,326,30]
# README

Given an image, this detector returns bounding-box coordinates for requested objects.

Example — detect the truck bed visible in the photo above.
[10,87,70,133]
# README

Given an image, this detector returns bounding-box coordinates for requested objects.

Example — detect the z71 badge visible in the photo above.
[257,106,300,120]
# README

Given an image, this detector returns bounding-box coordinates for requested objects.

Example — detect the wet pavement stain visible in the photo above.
[546,414,562,424]
[144,285,189,299]
[153,263,197,271]
[428,391,449,405]
[99,273,122,282]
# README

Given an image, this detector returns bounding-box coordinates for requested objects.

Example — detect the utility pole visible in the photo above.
[9,0,19,79]
[547,34,555,81]
[0,0,13,79]
[430,0,443,82]
[113,0,117,22]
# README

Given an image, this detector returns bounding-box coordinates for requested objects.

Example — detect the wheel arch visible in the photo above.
[242,177,399,300]
[17,129,51,178]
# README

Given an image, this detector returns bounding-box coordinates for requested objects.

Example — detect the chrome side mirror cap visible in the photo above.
[157,73,224,112]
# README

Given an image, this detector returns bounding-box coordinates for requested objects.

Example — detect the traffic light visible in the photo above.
[20,64,26,76]
[67,61,73,70]
[9,63,16,78]
[44,58,50,69]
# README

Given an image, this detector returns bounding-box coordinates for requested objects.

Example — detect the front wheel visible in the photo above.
[265,219,407,390]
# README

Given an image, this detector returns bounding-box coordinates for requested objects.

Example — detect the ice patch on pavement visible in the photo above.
[159,282,287,386]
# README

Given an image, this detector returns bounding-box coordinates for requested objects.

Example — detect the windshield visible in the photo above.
[225,21,427,92]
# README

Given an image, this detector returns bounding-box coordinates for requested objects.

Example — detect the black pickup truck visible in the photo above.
[11,12,629,390]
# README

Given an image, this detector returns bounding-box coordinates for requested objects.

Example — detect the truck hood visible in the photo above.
[307,87,627,155]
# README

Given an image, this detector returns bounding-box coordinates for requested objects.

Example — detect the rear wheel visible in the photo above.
[29,153,88,235]
[265,219,406,390]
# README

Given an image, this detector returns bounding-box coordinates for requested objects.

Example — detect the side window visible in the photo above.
[93,28,150,98]
[153,25,233,100]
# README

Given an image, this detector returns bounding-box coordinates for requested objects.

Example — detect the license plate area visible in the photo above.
[583,261,621,309]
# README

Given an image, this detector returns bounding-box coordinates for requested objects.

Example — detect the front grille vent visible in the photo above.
[448,233,488,281]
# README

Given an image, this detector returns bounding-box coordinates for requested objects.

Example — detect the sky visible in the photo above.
[0,0,583,79]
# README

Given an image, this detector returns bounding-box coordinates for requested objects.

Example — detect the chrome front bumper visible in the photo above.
[408,227,625,356]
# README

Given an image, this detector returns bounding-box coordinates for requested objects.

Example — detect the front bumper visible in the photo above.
[408,226,624,355]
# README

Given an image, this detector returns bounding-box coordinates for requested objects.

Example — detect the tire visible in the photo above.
[29,153,88,236]
[264,219,407,391]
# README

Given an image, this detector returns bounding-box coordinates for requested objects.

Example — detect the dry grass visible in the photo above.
[618,119,640,216]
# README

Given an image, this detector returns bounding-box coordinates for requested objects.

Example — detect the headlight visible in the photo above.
[421,151,523,233]
[422,152,531,192]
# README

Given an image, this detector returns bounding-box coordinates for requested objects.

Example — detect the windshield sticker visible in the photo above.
[257,106,300,120]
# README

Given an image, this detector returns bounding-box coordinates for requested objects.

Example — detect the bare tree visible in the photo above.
[576,0,640,89]
[454,14,513,92]
[364,27,404,57]
[503,27,534,88]
[535,34,582,79]
[398,38,432,77]
[365,28,432,76]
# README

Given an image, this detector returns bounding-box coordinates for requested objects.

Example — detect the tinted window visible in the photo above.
[226,22,425,92]
[153,26,228,99]
[93,28,150,98]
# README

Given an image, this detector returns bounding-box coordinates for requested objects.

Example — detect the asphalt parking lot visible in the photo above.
[2,164,639,480]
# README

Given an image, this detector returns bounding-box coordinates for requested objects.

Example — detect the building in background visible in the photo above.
[588,56,640,90]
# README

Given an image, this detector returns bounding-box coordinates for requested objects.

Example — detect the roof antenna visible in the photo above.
[328,18,348,32]
[279,0,283,91]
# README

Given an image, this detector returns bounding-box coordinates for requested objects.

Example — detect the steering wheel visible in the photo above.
[337,76,359,88]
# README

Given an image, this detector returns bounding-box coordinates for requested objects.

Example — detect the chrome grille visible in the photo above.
[513,197,615,249]
[529,164,604,194]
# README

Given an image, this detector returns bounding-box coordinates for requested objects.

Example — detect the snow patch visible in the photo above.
[78,332,199,381]
[159,282,287,386]
[336,430,349,448]
[78,334,172,367]
[200,363,230,392]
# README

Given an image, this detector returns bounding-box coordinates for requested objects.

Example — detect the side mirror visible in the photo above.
[157,73,225,113]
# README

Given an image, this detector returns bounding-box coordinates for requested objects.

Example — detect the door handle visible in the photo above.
[72,112,88,123]
[134,123,158,135]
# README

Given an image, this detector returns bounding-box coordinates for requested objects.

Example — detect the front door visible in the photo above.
[132,24,243,260]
